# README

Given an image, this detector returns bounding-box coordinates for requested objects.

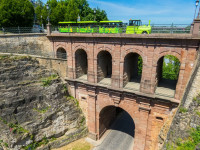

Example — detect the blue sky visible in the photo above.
[42,0,196,24]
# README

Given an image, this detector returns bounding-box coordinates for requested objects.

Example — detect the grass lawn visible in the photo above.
[52,138,93,150]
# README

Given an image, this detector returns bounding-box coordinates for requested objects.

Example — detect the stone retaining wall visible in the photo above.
[0,34,52,55]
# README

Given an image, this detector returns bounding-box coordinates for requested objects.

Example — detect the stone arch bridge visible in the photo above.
[47,33,199,150]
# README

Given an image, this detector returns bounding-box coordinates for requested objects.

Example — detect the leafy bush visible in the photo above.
[167,126,200,150]
[41,74,58,87]
[179,107,188,113]
[193,97,200,105]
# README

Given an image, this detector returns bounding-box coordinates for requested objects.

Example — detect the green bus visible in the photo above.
[99,21,123,34]
[58,21,98,33]
[76,21,98,33]
[126,20,152,34]
[59,21,77,33]
[58,19,152,34]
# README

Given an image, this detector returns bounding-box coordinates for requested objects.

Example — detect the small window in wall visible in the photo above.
[57,48,67,59]
[156,117,164,121]
[81,96,87,101]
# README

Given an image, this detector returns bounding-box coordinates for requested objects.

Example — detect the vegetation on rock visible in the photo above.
[164,95,200,150]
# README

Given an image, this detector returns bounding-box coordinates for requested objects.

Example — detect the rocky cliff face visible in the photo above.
[162,98,200,150]
[0,55,87,150]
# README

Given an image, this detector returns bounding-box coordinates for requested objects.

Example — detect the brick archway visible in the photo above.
[73,45,88,58]
[56,47,67,59]
[87,89,151,150]
[152,52,183,99]
[123,52,143,89]
[97,50,112,83]
[75,49,88,79]
[98,105,135,143]
[121,48,145,63]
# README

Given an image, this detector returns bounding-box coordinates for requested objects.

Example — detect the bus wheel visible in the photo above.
[142,31,147,34]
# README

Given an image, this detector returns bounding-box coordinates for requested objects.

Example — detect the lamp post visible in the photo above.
[77,14,80,22]
[46,3,51,35]
[194,0,199,19]
[41,15,44,31]
[94,8,96,21]
[46,3,50,24]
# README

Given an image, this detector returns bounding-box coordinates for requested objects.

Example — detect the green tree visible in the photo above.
[36,0,108,26]
[35,2,43,25]
[138,56,143,76]
[65,0,79,21]
[0,0,34,27]
[162,55,180,80]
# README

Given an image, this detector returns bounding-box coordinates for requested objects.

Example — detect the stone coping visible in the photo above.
[48,33,200,40]
[0,52,67,61]
[0,33,47,37]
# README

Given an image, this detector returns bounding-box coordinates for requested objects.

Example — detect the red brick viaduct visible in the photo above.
[47,25,200,150]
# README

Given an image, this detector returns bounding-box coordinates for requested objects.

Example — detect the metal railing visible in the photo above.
[151,24,191,34]
[0,49,67,60]
[0,27,46,34]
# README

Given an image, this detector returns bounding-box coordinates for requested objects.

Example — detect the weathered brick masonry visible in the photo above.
[47,33,199,150]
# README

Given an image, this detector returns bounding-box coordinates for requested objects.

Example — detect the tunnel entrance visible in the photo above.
[98,106,135,150]
[97,51,112,86]
[56,48,67,59]
[99,106,135,138]
[123,53,143,91]
[155,55,180,98]
[75,49,88,80]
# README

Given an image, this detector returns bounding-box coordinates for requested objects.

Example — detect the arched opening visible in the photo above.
[57,48,67,59]
[75,49,88,80]
[155,55,180,98]
[123,53,143,91]
[97,51,112,86]
[99,106,135,149]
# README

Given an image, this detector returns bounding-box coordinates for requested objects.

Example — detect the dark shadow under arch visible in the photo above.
[123,53,143,87]
[97,51,112,83]
[75,49,88,78]
[57,48,67,59]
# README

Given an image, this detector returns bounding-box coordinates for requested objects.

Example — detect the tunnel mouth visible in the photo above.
[57,48,67,59]
[155,55,180,98]
[97,51,112,85]
[75,49,88,80]
[99,106,135,139]
[123,53,143,91]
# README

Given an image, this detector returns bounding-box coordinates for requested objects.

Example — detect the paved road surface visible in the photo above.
[94,111,135,150]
